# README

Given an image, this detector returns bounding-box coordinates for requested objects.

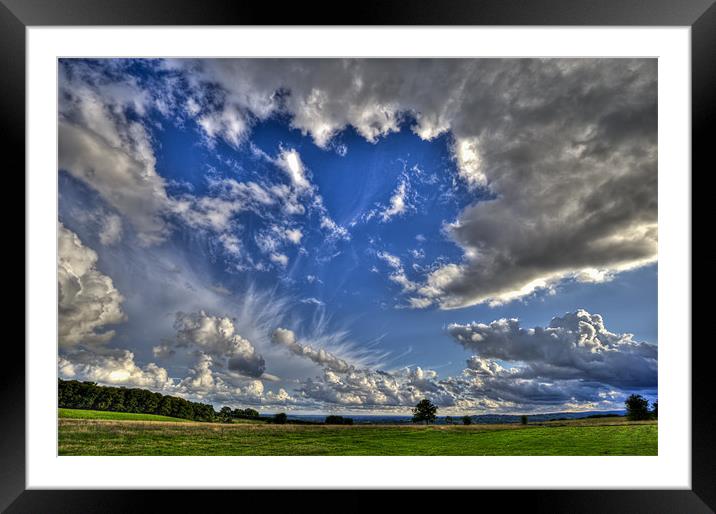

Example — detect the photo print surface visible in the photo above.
[57,58,658,455]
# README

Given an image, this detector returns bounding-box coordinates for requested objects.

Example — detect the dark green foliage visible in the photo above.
[219,406,233,422]
[227,407,261,420]
[462,416,472,425]
[520,415,528,425]
[412,399,438,424]
[651,401,658,419]
[325,415,354,425]
[58,379,216,422]
[625,394,651,421]
[272,412,288,424]
[444,416,454,425]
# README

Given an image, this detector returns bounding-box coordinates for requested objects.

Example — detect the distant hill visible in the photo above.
[285,410,626,425]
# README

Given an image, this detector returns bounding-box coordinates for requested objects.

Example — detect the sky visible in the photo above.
[57,58,658,415]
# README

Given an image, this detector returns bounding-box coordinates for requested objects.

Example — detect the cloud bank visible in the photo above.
[449,309,657,392]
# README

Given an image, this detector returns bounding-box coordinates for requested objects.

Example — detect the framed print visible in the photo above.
[5,0,714,511]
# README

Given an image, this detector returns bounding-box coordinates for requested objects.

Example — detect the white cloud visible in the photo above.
[379,181,409,222]
[271,328,353,373]
[409,248,425,260]
[274,148,311,192]
[300,297,325,307]
[59,64,172,245]
[284,228,303,244]
[452,137,486,188]
[197,104,248,148]
[319,215,350,241]
[270,253,289,267]
[377,251,418,294]
[174,310,266,378]
[58,223,126,346]
[59,350,173,390]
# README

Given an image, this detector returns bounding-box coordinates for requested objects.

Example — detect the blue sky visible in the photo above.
[57,58,658,414]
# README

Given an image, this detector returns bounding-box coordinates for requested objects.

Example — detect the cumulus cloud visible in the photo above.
[174,310,266,378]
[59,64,172,245]
[58,223,126,346]
[299,368,420,407]
[58,350,172,390]
[448,309,657,389]
[169,58,656,308]
[293,310,656,412]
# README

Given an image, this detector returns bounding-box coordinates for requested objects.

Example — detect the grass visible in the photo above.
[59,408,190,423]
[59,408,268,424]
[58,417,657,456]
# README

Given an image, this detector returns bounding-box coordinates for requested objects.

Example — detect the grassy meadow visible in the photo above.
[58,409,657,456]
[58,408,189,423]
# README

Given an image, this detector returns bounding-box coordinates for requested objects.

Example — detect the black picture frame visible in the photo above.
[4,0,712,511]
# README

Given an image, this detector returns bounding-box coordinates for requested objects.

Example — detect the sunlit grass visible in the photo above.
[59,408,189,423]
[58,417,657,456]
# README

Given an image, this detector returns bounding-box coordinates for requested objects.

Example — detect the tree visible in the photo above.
[444,416,454,425]
[652,401,658,419]
[219,406,233,422]
[325,415,353,425]
[625,394,651,421]
[412,399,437,425]
[520,415,528,425]
[462,415,472,425]
[273,412,288,424]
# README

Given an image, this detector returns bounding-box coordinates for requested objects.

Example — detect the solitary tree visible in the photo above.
[625,394,650,421]
[412,399,438,424]
[520,415,528,425]
[273,412,288,424]
[219,406,233,422]
[325,415,353,425]
[462,415,472,426]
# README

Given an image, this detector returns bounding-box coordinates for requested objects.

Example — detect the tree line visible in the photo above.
[59,379,216,421]
[58,380,355,425]
[61,381,656,426]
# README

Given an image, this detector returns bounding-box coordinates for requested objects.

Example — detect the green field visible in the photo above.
[59,408,268,424]
[59,408,191,423]
[58,415,657,456]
